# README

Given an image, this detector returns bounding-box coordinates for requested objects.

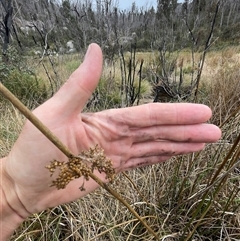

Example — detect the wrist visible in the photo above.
[0,158,28,240]
[0,186,25,240]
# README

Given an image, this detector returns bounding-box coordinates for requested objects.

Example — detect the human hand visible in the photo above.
[1,43,221,221]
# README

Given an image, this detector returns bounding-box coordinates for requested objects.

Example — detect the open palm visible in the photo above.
[2,44,221,219]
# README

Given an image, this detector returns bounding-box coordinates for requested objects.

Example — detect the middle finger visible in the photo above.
[130,124,219,143]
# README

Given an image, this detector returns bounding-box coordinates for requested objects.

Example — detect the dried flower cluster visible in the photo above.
[46,145,115,190]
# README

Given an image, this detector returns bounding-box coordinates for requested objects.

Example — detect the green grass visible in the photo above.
[1,47,240,240]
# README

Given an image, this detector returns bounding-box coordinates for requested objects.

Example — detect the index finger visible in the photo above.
[106,103,212,127]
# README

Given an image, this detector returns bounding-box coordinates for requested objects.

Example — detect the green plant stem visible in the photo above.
[181,131,240,241]
[0,82,159,240]
[209,132,240,186]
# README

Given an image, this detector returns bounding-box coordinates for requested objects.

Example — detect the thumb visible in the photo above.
[52,43,103,114]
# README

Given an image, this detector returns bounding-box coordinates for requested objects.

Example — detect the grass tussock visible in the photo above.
[1,47,240,240]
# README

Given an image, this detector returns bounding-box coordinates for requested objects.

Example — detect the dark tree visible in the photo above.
[0,0,13,58]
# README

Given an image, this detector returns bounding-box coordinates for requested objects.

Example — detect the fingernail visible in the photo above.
[84,44,92,60]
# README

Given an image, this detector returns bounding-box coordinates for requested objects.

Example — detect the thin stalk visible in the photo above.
[194,0,220,102]
[180,132,240,240]
[209,132,240,186]
[122,172,148,203]
[220,106,240,128]
[0,82,72,158]
[0,82,159,240]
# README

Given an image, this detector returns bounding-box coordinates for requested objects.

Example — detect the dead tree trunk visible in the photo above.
[0,0,13,61]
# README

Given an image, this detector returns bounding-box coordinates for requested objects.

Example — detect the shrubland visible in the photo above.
[0,45,240,240]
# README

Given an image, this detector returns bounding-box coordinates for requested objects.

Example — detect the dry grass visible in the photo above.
[1,47,240,240]
[200,47,240,126]
[0,104,25,157]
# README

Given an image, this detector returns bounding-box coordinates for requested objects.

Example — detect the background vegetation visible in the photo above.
[0,0,240,240]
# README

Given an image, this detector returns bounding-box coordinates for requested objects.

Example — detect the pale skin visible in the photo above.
[0,43,221,240]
